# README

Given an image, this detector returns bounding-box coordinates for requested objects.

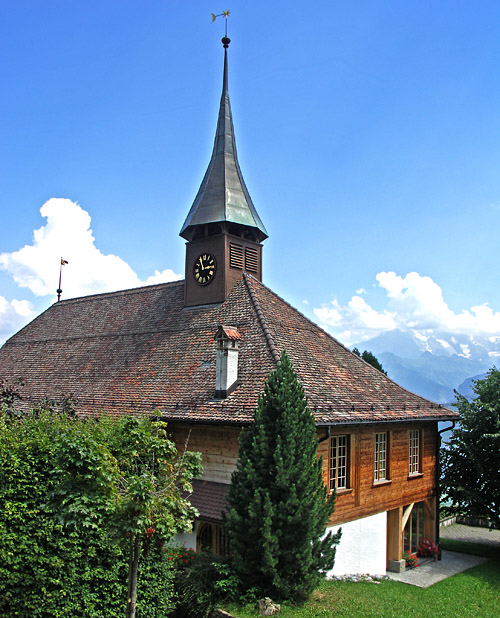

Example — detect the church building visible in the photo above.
[0,37,457,576]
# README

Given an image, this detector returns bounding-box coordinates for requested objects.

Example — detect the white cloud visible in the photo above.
[314,271,500,346]
[0,198,182,301]
[0,296,35,342]
[0,198,182,344]
[314,295,396,344]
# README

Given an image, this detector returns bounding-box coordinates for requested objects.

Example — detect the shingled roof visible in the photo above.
[0,274,456,424]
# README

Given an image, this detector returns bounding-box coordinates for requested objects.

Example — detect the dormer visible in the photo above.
[214,325,241,398]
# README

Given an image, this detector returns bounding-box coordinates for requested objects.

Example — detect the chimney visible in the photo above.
[214,325,241,398]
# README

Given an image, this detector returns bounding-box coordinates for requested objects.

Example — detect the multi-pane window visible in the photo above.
[197,522,229,555]
[409,429,420,475]
[374,432,388,481]
[404,502,425,553]
[330,435,349,491]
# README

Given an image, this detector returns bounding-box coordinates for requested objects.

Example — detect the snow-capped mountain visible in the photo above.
[353,330,498,404]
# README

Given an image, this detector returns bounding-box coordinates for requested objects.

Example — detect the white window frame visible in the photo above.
[330,435,349,491]
[374,432,388,482]
[408,429,421,476]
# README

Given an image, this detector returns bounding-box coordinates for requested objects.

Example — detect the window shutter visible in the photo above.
[245,246,258,272]
[229,243,244,269]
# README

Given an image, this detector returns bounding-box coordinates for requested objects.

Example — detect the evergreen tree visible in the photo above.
[352,348,387,375]
[441,367,500,529]
[226,351,340,601]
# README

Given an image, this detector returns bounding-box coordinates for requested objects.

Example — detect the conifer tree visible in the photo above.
[226,351,340,601]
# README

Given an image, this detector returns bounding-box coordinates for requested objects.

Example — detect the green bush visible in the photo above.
[0,412,180,617]
[173,550,239,618]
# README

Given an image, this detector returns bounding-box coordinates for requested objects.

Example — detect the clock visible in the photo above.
[193,253,216,285]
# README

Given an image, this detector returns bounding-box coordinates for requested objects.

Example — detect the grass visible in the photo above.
[440,537,500,559]
[223,540,500,618]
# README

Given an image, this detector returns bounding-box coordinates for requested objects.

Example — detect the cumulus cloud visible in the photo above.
[314,271,500,345]
[0,198,182,300]
[0,296,35,342]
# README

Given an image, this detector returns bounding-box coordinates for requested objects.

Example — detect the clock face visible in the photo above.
[193,253,216,286]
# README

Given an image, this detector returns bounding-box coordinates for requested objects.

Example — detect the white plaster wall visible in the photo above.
[174,527,197,551]
[326,511,387,577]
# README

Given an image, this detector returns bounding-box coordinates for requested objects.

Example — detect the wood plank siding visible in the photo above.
[171,424,240,484]
[172,420,438,531]
[318,421,438,526]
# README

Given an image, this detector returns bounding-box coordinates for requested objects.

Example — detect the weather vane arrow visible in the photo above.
[211,9,230,38]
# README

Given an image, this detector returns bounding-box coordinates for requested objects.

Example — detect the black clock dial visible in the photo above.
[193,253,216,285]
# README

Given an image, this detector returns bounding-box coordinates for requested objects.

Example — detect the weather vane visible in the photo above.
[57,257,68,302]
[211,9,230,38]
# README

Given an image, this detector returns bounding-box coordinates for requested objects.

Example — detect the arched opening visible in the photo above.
[196,521,230,555]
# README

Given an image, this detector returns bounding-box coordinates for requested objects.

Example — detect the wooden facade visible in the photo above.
[171,424,240,484]
[172,419,439,566]
[317,421,437,527]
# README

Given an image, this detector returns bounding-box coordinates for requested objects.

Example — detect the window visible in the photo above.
[374,432,388,482]
[196,522,229,555]
[408,429,421,475]
[404,502,425,553]
[330,435,349,491]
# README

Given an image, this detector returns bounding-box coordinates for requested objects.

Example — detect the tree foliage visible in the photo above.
[226,351,340,601]
[352,348,387,375]
[441,367,500,529]
[0,409,201,618]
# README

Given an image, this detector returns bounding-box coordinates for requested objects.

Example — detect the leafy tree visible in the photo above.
[0,410,201,618]
[107,417,202,618]
[441,367,500,529]
[352,348,387,375]
[226,351,340,601]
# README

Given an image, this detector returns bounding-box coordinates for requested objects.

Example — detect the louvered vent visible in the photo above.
[230,243,244,269]
[245,246,258,273]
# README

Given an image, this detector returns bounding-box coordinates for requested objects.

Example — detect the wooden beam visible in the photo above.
[387,507,403,563]
[423,498,435,519]
[402,503,415,529]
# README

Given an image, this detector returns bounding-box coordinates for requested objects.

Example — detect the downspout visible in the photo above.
[318,425,331,443]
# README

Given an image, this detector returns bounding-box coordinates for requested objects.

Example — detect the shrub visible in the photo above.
[403,552,418,569]
[417,538,438,558]
[173,550,239,618]
[0,412,191,617]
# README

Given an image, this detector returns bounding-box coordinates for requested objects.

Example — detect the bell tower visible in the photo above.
[180,37,268,307]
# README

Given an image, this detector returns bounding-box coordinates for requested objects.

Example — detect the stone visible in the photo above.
[387,559,406,573]
[258,597,281,616]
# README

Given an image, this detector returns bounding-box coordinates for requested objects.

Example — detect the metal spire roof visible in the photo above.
[180,37,268,242]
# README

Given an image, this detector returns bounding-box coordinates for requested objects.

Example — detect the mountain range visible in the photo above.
[353,330,498,405]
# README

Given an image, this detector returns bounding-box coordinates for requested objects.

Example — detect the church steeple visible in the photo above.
[180,37,267,243]
[182,37,267,308]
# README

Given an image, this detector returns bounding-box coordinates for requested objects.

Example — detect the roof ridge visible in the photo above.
[243,273,280,364]
[54,279,184,305]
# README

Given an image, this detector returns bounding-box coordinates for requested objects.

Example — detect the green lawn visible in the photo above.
[223,540,500,618]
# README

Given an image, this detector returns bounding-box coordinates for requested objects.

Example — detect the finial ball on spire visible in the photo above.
[222,36,231,48]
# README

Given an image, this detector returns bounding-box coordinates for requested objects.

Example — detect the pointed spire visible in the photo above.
[180,38,268,242]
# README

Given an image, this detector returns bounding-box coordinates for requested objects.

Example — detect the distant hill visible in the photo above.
[353,329,496,404]
[455,372,489,399]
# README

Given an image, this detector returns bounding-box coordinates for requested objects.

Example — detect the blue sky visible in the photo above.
[1,0,499,349]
